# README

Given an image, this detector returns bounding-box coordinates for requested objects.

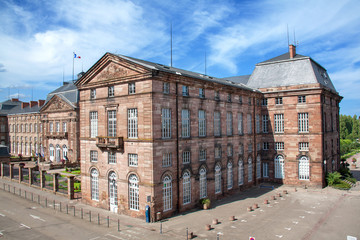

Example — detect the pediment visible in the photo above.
[77,53,151,86]
[41,95,74,113]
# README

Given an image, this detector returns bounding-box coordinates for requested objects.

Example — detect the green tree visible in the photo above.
[352,115,360,140]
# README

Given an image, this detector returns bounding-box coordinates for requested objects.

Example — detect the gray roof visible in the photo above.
[45,81,78,108]
[222,75,251,85]
[0,100,22,116]
[0,145,10,157]
[114,54,259,92]
[246,53,337,93]
[7,104,42,115]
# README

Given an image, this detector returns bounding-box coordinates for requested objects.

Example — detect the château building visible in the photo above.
[75,45,341,220]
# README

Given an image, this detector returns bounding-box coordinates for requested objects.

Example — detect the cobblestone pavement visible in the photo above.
[0,177,359,240]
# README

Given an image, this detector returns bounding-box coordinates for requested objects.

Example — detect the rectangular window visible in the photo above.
[247,113,252,134]
[90,151,98,162]
[248,97,251,105]
[182,86,189,96]
[90,89,96,99]
[199,88,205,98]
[274,114,284,133]
[163,82,170,94]
[181,109,190,138]
[263,162,269,178]
[238,113,243,135]
[262,115,268,133]
[161,108,171,139]
[214,146,221,159]
[263,142,269,150]
[63,122,67,132]
[227,145,233,157]
[108,110,117,137]
[275,97,283,105]
[299,142,309,151]
[56,122,60,132]
[49,122,54,133]
[128,108,138,138]
[256,114,260,133]
[298,113,309,133]
[214,111,221,136]
[215,91,220,101]
[128,82,135,94]
[162,152,172,167]
[298,95,306,103]
[198,110,206,137]
[128,153,138,167]
[108,86,114,97]
[239,96,242,105]
[226,112,233,136]
[262,98,268,106]
[183,151,191,164]
[227,93,232,102]
[248,143,253,152]
[199,149,206,161]
[90,111,98,138]
[108,152,116,164]
[275,142,284,151]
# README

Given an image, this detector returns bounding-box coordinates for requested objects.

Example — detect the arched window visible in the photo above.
[49,144,55,161]
[108,171,118,212]
[183,171,191,204]
[215,164,221,194]
[21,142,23,155]
[129,174,139,210]
[163,175,172,211]
[238,159,244,185]
[299,156,310,180]
[55,144,61,162]
[29,123,32,132]
[248,157,253,182]
[63,145,68,160]
[227,162,233,189]
[91,168,99,201]
[29,143,32,155]
[35,143,38,154]
[199,167,207,198]
[25,142,28,155]
[256,155,261,179]
[275,155,285,179]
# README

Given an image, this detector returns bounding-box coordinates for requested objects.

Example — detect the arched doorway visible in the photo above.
[108,171,118,213]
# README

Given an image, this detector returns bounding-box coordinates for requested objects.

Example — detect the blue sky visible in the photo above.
[0,0,359,115]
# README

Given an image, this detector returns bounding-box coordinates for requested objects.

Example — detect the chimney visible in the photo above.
[38,100,45,107]
[30,101,38,108]
[11,98,19,102]
[289,44,296,59]
[21,102,29,109]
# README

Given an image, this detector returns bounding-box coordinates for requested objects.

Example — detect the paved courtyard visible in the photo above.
[0,175,359,240]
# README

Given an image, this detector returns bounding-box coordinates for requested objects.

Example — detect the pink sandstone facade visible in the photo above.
[75,45,341,220]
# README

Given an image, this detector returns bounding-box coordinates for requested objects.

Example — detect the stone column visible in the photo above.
[0,162,3,178]
[28,168,33,186]
[67,176,75,199]
[40,170,46,189]
[10,164,14,179]
[19,165,23,183]
[53,173,59,193]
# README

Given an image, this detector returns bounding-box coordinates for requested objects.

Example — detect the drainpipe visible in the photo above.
[253,96,256,185]
[175,82,180,213]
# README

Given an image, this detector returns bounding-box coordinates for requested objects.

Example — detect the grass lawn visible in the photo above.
[61,170,81,175]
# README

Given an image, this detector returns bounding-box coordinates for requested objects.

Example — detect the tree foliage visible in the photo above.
[340,114,360,158]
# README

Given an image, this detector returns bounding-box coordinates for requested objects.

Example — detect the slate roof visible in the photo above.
[7,104,42,115]
[222,75,251,85]
[0,100,22,116]
[112,54,260,92]
[0,145,10,157]
[246,52,337,93]
[45,81,78,107]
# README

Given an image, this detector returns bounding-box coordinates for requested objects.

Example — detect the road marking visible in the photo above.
[275,235,283,238]
[305,211,315,214]
[274,201,279,204]
[231,226,237,228]
[31,207,37,209]
[105,234,126,240]
[20,224,31,229]
[284,227,291,231]
[252,215,256,217]
[0,213,5,217]
[281,198,286,200]
[293,221,299,224]
[241,219,247,222]
[267,205,273,208]
[311,206,316,209]
[260,209,264,212]
[30,214,45,222]
[299,216,305,219]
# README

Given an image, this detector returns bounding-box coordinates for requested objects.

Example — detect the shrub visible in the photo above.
[338,166,352,178]
[333,181,351,190]
[326,172,342,186]
[200,198,211,206]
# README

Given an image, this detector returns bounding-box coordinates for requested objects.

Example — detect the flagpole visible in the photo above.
[72,52,75,81]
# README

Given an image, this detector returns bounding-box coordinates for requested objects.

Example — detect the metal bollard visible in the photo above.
[107,216,109,228]
[31,193,33,201]
[19,188,21,197]
[60,202,62,212]
[98,213,100,225]
[45,198,47,207]
[160,221,162,234]
[186,227,189,240]
[25,191,26,199]
[66,204,68,214]
[118,219,120,232]
[38,195,40,204]
[53,200,55,209]
[89,211,91,222]
[73,206,75,216]
[81,208,83,219]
